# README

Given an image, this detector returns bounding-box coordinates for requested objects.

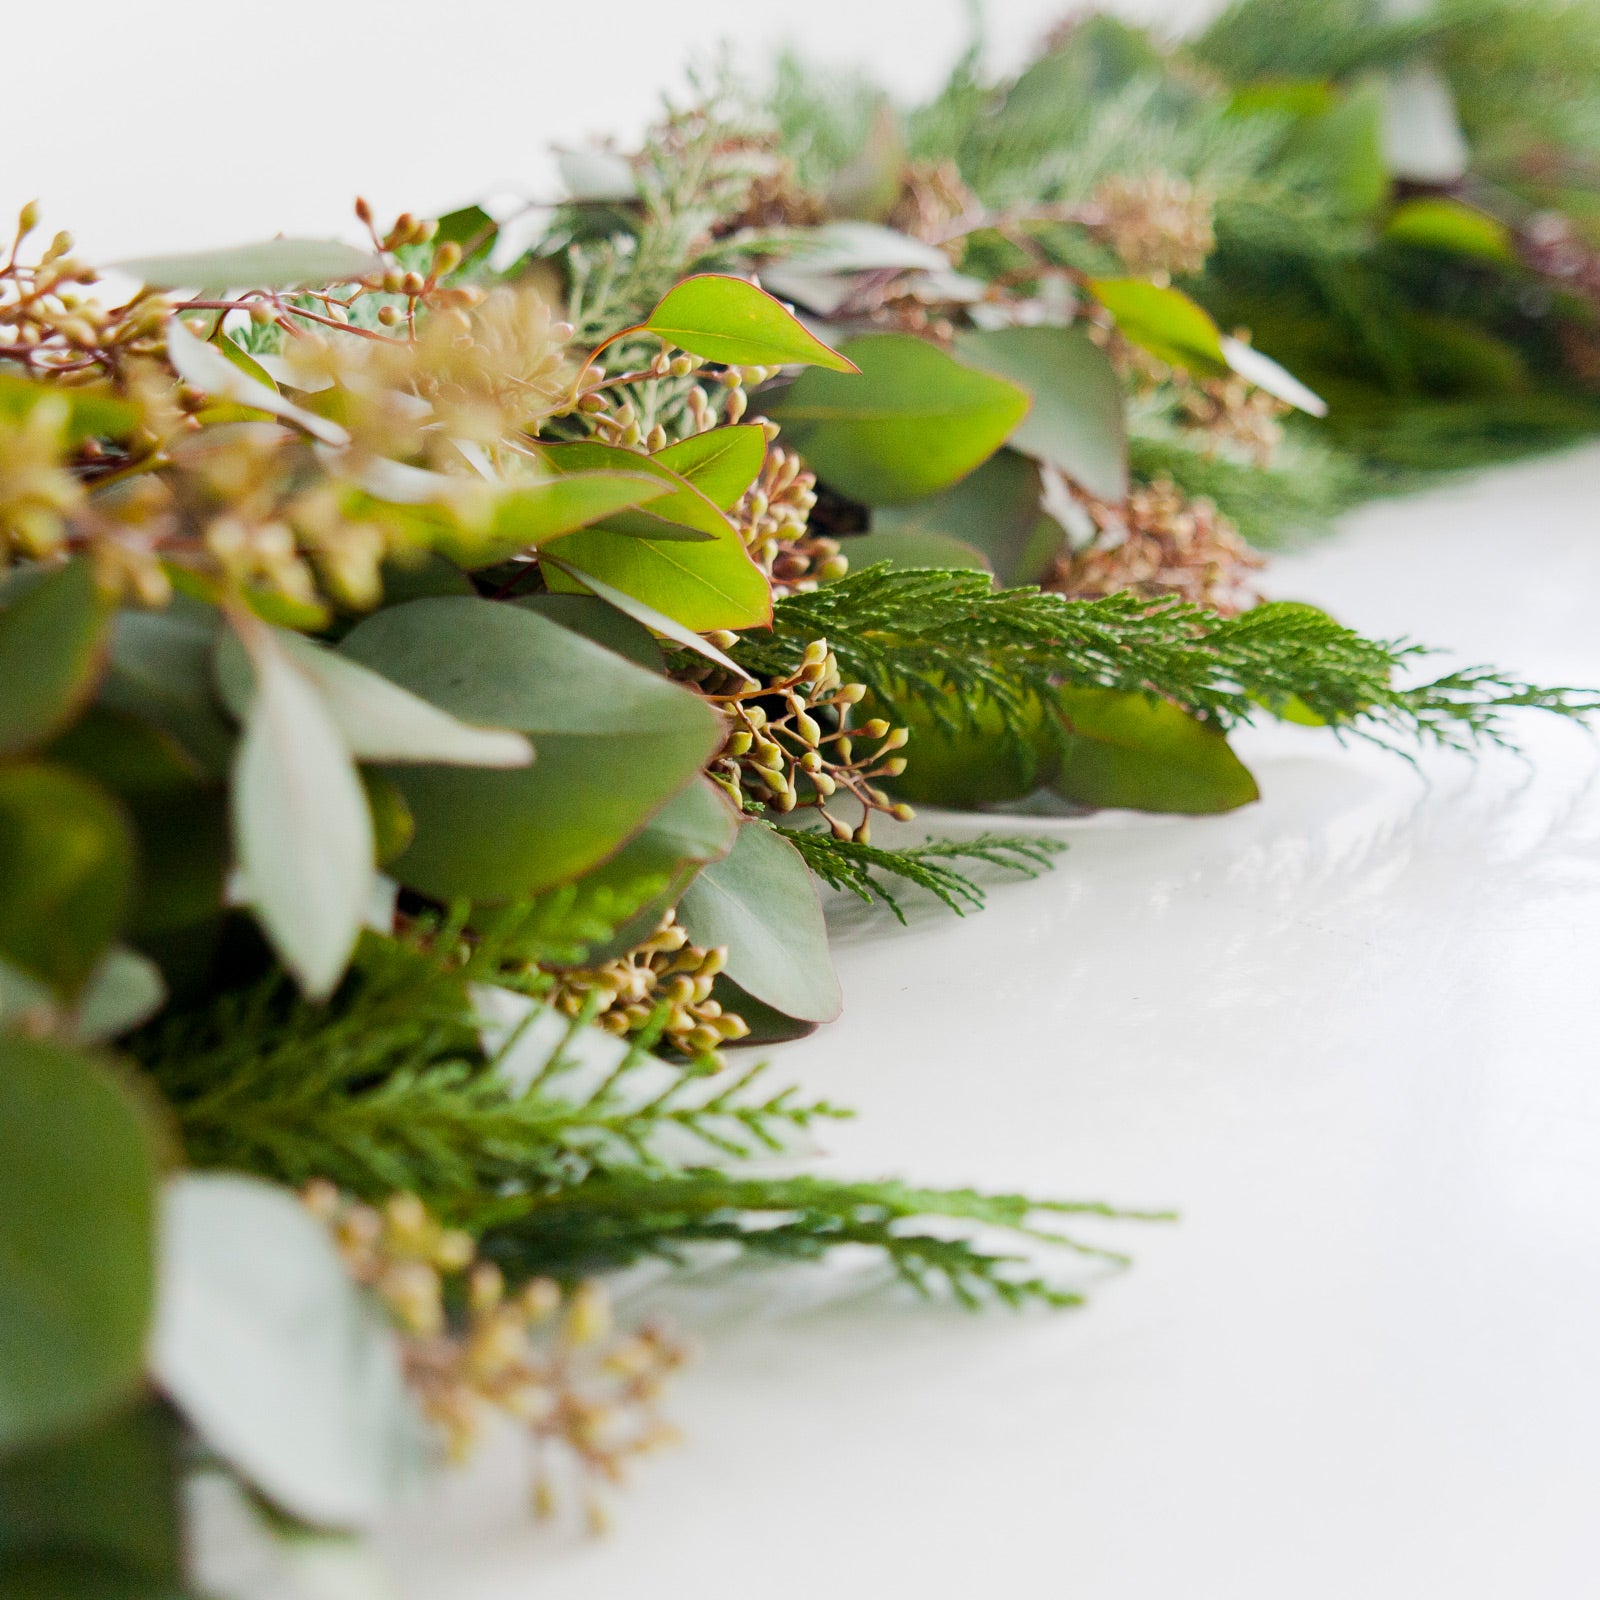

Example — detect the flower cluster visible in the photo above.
[1085,172,1217,280]
[697,638,913,842]
[544,909,749,1059]
[307,1184,690,1529]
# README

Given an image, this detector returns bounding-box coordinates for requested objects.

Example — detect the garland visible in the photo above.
[4,2,1600,1586]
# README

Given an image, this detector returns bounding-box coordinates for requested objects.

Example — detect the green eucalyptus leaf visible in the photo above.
[0,1403,182,1596]
[838,528,992,573]
[99,597,235,777]
[512,594,664,671]
[44,707,202,798]
[880,682,1060,809]
[478,777,738,967]
[651,425,768,509]
[767,333,1031,504]
[1053,688,1260,814]
[72,948,167,1042]
[0,1036,158,1454]
[1383,196,1516,265]
[677,820,841,1023]
[0,763,134,996]
[709,975,820,1045]
[533,440,730,542]
[871,448,1063,587]
[541,557,754,680]
[150,1174,425,1530]
[215,626,532,768]
[230,620,374,999]
[448,470,675,565]
[0,557,111,758]
[340,598,724,901]
[0,371,138,444]
[168,322,349,446]
[1087,279,1227,374]
[642,273,859,372]
[953,325,1128,502]
[113,238,378,290]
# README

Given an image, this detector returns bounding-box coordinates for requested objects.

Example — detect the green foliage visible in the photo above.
[0,559,110,759]
[641,272,860,371]
[776,827,1065,922]
[739,566,1600,756]
[475,1172,1169,1309]
[0,1035,158,1454]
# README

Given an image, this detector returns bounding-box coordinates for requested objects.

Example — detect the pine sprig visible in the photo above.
[777,826,1065,922]
[473,1172,1172,1309]
[736,566,1599,754]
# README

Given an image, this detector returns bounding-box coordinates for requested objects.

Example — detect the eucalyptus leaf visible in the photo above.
[534,439,731,542]
[0,1403,182,1594]
[151,1174,426,1530]
[642,274,859,372]
[871,448,1062,586]
[0,371,138,444]
[0,762,134,997]
[767,333,1031,504]
[1383,197,1515,265]
[0,1036,157,1454]
[456,470,676,564]
[167,322,349,447]
[215,626,532,768]
[340,598,724,901]
[1053,688,1260,814]
[114,238,378,291]
[73,947,167,1042]
[558,148,639,203]
[512,594,664,671]
[1220,337,1328,418]
[1087,279,1227,374]
[230,620,374,999]
[651,424,768,509]
[677,820,842,1023]
[0,557,111,758]
[954,325,1128,502]
[838,528,992,573]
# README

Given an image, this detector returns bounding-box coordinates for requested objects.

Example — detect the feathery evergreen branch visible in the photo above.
[473,1172,1173,1309]
[736,566,1599,754]
[777,826,1065,922]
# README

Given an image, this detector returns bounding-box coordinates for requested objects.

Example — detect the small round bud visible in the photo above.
[17,200,40,236]
[860,718,890,739]
[433,241,462,275]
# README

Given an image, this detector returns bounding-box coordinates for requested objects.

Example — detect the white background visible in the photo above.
[19,2,1600,1594]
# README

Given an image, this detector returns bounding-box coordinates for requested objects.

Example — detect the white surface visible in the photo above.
[376,448,1600,1597]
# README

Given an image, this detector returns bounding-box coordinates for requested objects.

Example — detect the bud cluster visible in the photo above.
[1049,475,1262,616]
[731,440,849,592]
[698,638,914,844]
[305,1182,690,1530]
[543,908,749,1060]
[1084,171,1216,280]
[1179,369,1289,467]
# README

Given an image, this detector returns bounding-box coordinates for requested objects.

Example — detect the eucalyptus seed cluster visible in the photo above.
[702,638,913,843]
[1049,475,1262,615]
[1178,359,1289,467]
[731,439,849,592]
[306,1183,689,1530]
[1085,172,1217,280]
[544,909,749,1059]
[0,204,171,380]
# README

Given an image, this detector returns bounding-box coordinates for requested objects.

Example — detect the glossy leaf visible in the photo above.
[0,763,134,996]
[230,619,374,999]
[340,598,724,901]
[642,274,859,372]
[0,1403,182,1593]
[534,439,730,541]
[1087,278,1227,374]
[0,558,111,758]
[677,820,842,1023]
[1383,197,1516,265]
[113,238,378,290]
[651,424,768,509]
[767,333,1031,504]
[0,1036,157,1454]
[151,1174,425,1529]
[215,625,532,768]
[871,448,1063,586]
[448,470,675,566]
[167,321,349,446]
[541,556,754,680]
[881,682,1060,809]
[0,371,137,443]
[953,325,1128,502]
[1052,688,1260,814]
